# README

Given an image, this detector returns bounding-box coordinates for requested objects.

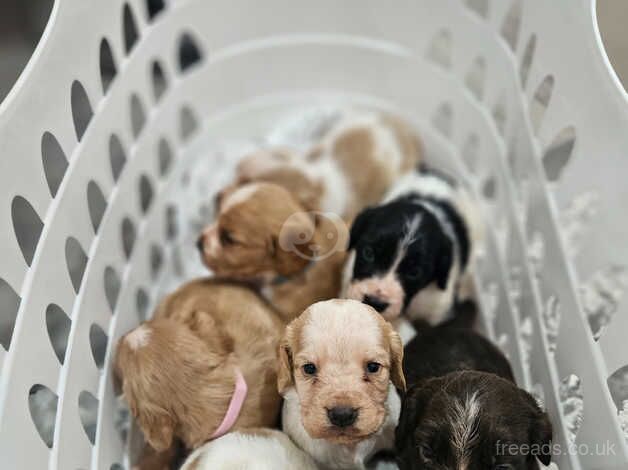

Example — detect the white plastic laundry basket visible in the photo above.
[1,0,628,468]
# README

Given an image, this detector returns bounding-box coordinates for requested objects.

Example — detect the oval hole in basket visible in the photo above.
[559,374,584,445]
[89,324,108,369]
[111,464,124,470]
[461,133,480,174]
[138,174,154,214]
[151,60,168,101]
[581,265,627,341]
[158,138,173,176]
[431,102,453,137]
[500,0,522,51]
[46,304,71,364]
[172,245,184,277]
[465,0,489,18]
[150,244,163,279]
[121,217,136,259]
[12,196,43,267]
[41,132,68,198]
[166,205,178,240]
[136,288,149,321]
[0,278,21,350]
[608,365,628,412]
[78,390,99,444]
[123,3,139,54]
[178,32,203,72]
[146,0,165,21]
[520,34,536,89]
[530,75,554,133]
[71,81,93,141]
[104,266,121,313]
[464,56,486,100]
[130,94,146,138]
[180,106,199,141]
[66,237,88,294]
[29,384,58,448]
[482,176,497,200]
[492,93,507,137]
[109,134,127,182]
[542,126,576,182]
[87,181,107,233]
[426,29,452,69]
[99,38,117,94]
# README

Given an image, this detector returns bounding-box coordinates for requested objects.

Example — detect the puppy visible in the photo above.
[279,299,405,469]
[396,314,553,469]
[345,168,482,327]
[115,279,284,459]
[231,111,423,219]
[180,429,318,470]
[198,182,348,320]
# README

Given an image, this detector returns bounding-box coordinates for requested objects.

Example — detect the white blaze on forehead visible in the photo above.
[450,392,481,467]
[301,300,383,356]
[221,183,262,213]
[125,325,152,350]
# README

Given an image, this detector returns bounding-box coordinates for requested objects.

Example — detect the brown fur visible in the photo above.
[115,279,284,458]
[200,183,347,321]
[279,300,405,445]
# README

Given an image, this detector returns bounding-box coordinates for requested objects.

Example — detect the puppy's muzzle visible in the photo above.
[362,295,390,314]
[327,406,358,428]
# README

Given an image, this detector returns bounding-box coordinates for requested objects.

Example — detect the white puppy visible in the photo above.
[180,429,318,470]
[278,299,405,469]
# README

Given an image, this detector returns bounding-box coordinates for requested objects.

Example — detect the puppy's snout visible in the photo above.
[327,406,358,428]
[362,295,390,314]
[196,234,205,253]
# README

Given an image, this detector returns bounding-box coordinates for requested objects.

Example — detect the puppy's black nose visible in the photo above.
[363,295,390,313]
[196,235,205,253]
[327,406,358,428]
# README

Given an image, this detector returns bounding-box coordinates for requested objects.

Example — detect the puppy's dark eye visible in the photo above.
[361,245,375,263]
[406,266,423,280]
[302,363,317,375]
[219,229,235,246]
[366,362,381,373]
[419,444,434,462]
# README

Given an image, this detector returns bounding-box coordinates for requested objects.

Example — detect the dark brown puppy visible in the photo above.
[396,305,553,470]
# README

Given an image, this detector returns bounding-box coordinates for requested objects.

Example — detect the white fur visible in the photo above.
[450,392,481,469]
[125,325,151,350]
[282,385,401,470]
[180,429,318,470]
[221,183,262,212]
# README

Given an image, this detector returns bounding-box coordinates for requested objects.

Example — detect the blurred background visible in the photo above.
[0,0,627,103]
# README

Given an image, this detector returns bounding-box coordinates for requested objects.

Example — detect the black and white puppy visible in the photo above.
[344,168,482,329]
[396,312,553,470]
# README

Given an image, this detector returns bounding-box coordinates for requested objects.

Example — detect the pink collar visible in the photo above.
[210,368,248,439]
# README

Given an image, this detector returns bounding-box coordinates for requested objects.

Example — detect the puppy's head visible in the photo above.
[396,371,553,470]
[233,148,323,212]
[278,299,405,445]
[198,182,315,280]
[346,199,453,321]
[115,317,234,450]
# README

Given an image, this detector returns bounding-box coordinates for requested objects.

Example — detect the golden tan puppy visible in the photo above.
[199,183,348,320]
[279,299,405,469]
[231,111,423,220]
[115,279,284,467]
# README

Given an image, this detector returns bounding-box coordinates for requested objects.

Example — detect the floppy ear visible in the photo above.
[395,384,428,454]
[277,324,296,395]
[124,379,175,452]
[434,233,453,290]
[522,389,553,466]
[386,323,406,393]
[277,212,316,254]
[349,207,375,250]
